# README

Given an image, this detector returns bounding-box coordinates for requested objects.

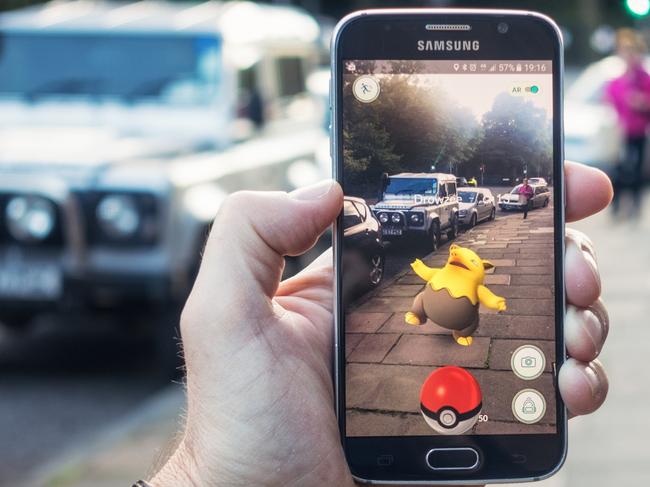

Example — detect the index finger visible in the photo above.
[565,161,613,222]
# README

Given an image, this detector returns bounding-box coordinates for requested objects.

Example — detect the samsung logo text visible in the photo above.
[417,40,480,51]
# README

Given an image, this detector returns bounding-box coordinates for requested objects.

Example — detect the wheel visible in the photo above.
[469,214,477,228]
[543,198,549,207]
[447,217,459,241]
[367,253,385,288]
[0,312,34,332]
[429,223,440,251]
[489,207,496,220]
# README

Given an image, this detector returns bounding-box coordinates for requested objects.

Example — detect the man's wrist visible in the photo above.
[149,439,202,487]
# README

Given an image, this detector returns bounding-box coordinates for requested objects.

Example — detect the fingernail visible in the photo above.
[567,239,601,297]
[290,179,337,201]
[581,308,604,355]
[582,360,608,404]
[589,300,610,342]
[581,248,601,297]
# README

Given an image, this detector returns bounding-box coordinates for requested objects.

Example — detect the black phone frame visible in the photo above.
[332,9,566,484]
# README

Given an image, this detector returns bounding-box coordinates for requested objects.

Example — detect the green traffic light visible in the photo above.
[626,0,650,17]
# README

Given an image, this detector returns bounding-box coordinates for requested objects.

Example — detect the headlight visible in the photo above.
[96,195,140,239]
[5,196,56,242]
[409,213,423,224]
[391,213,402,223]
[458,210,467,217]
[378,213,389,224]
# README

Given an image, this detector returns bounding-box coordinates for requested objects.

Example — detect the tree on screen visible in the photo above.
[343,68,479,196]
[468,92,553,181]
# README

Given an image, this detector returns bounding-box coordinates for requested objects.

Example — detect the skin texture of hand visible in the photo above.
[151,161,613,487]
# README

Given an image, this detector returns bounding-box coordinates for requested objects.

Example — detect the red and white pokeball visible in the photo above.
[420,366,483,435]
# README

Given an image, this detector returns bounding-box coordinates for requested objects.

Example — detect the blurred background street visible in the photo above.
[0,0,649,486]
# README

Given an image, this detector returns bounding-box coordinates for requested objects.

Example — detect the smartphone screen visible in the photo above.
[334,11,565,483]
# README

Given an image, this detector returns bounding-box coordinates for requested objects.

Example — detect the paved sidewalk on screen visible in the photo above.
[346,203,557,436]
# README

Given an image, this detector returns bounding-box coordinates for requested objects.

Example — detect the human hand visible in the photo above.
[151,161,613,486]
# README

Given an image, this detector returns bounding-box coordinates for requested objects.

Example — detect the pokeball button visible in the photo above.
[441,412,455,425]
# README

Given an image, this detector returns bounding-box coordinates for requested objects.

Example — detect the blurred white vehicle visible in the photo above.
[527,177,547,185]
[0,1,325,366]
[457,188,496,227]
[564,56,650,171]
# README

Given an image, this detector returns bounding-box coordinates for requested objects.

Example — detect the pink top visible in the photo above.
[605,64,650,137]
[517,184,534,200]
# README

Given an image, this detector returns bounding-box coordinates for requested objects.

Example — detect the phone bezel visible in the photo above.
[331,9,566,484]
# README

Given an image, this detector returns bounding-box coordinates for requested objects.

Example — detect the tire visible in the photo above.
[489,207,496,220]
[543,198,549,207]
[429,223,440,252]
[367,253,385,288]
[469,214,477,228]
[0,312,34,332]
[447,216,459,241]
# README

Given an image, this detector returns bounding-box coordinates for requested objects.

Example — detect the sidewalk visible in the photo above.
[29,385,184,487]
[346,205,556,436]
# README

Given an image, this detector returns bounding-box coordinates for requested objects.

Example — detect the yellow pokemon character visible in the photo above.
[405,244,507,346]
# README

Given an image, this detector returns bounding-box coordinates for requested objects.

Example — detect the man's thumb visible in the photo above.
[188,179,343,316]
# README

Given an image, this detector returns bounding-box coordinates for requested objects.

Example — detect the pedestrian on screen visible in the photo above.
[518,177,534,219]
[606,28,650,215]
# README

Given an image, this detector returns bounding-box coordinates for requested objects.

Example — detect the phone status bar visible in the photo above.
[344,60,552,74]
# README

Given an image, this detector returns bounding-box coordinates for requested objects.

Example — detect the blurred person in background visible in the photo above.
[606,28,650,215]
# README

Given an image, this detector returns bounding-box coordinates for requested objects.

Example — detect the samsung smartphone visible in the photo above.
[332,9,565,484]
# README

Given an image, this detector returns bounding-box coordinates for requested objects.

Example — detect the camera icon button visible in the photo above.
[511,344,546,380]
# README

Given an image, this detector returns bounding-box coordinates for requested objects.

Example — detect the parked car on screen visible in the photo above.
[527,177,548,186]
[498,182,550,211]
[371,172,459,251]
[457,188,496,227]
[342,197,385,290]
[0,1,325,365]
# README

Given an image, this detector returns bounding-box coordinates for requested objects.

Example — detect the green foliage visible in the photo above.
[343,68,481,196]
[343,63,552,196]
[467,92,553,180]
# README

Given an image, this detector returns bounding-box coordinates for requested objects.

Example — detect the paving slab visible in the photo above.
[346,333,365,358]
[383,335,491,368]
[346,312,393,333]
[348,333,401,363]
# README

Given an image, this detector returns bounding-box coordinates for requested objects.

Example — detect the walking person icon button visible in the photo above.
[352,75,380,103]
